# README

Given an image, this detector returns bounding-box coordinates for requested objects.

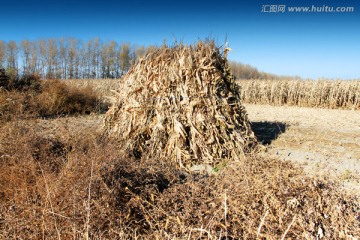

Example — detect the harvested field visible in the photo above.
[238,79,360,109]
[245,103,360,195]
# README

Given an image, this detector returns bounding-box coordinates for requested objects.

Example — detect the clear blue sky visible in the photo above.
[1,0,359,79]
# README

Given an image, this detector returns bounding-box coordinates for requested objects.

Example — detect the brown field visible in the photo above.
[1,78,360,238]
[245,103,360,195]
[238,79,360,109]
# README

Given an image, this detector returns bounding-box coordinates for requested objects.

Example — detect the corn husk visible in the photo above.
[103,41,257,168]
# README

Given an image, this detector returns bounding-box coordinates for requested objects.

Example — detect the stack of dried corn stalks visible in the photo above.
[103,41,256,168]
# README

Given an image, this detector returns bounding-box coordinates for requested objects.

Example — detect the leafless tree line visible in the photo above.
[229,61,298,80]
[0,38,294,80]
[0,38,146,79]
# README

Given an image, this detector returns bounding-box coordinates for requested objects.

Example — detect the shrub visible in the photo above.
[12,74,42,92]
[1,79,109,121]
[0,71,41,92]
[36,80,108,117]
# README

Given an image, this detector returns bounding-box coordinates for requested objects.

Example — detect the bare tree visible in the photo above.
[59,38,68,79]
[21,39,31,74]
[6,41,18,77]
[107,41,117,78]
[68,38,78,79]
[0,40,6,69]
[28,40,39,75]
[100,42,108,78]
[38,39,47,78]
[134,45,146,61]
[47,39,58,79]
[83,40,93,78]
[91,38,101,78]
[119,43,131,76]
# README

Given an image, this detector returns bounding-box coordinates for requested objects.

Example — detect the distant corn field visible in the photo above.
[237,79,360,109]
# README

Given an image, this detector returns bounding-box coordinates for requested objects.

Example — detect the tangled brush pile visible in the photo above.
[104,41,257,168]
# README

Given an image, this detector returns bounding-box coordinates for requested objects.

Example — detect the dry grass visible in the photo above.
[0,89,37,121]
[37,80,109,117]
[0,79,109,121]
[237,79,360,109]
[65,79,120,96]
[0,119,359,239]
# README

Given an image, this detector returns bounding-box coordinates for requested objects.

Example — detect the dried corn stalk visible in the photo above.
[103,40,256,168]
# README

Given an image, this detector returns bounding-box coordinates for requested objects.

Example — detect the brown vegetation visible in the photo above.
[0,70,41,91]
[238,79,360,109]
[37,80,108,117]
[0,118,359,239]
[65,78,120,96]
[0,77,108,121]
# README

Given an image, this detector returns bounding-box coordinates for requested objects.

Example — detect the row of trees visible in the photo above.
[0,38,146,79]
[0,38,289,80]
[229,61,297,80]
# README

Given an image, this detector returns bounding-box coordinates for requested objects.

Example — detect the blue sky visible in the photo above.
[1,0,359,79]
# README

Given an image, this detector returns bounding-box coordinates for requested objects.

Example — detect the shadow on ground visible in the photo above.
[251,121,287,145]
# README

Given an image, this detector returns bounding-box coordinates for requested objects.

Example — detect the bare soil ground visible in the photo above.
[245,104,360,196]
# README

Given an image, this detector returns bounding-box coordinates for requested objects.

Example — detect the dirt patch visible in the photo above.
[245,104,360,195]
